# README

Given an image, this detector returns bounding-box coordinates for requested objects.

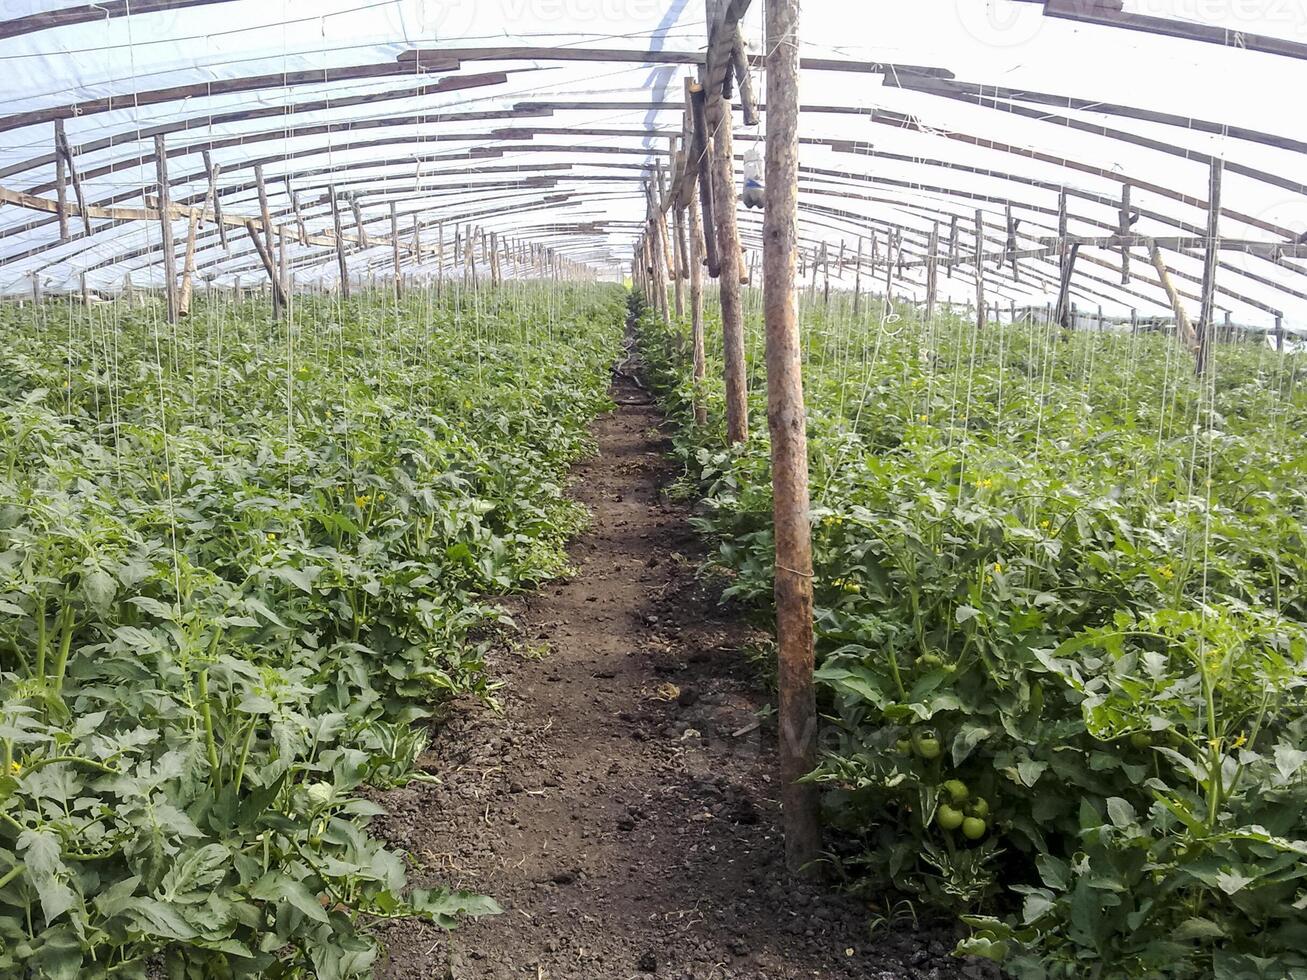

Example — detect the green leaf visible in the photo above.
[17,828,76,925]
[1106,797,1137,828]
[249,874,329,923]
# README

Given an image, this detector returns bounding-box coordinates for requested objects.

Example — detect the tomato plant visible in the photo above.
[638,292,1307,978]
[0,284,624,977]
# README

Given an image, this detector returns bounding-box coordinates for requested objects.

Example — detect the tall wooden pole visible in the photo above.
[925,221,940,322]
[763,0,820,875]
[690,194,708,426]
[1196,159,1223,376]
[1149,241,1197,350]
[153,135,178,323]
[178,207,200,316]
[853,236,863,317]
[54,122,69,241]
[390,202,402,300]
[974,209,986,331]
[254,164,281,319]
[707,66,748,445]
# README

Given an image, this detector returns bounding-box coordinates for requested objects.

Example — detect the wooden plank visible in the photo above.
[925,221,939,321]
[202,150,228,251]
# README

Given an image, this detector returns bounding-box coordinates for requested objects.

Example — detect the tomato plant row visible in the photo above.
[637,292,1307,979]
[0,285,624,978]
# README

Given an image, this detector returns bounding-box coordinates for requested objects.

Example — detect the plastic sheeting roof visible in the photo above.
[1,0,1306,329]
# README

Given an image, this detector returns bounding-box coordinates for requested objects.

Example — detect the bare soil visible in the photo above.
[373,356,986,980]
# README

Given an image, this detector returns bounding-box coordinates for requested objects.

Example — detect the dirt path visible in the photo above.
[374,354,975,980]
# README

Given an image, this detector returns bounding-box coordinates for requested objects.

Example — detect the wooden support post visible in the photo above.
[763,0,820,875]
[1119,185,1133,285]
[883,231,895,317]
[352,200,370,249]
[436,222,445,294]
[926,221,940,322]
[1131,308,1138,334]
[253,164,282,318]
[690,194,708,427]
[1275,314,1285,352]
[1055,242,1080,331]
[688,80,721,278]
[329,185,350,299]
[853,236,863,317]
[201,150,229,252]
[31,273,40,304]
[974,210,986,330]
[1148,241,1196,349]
[153,135,179,323]
[391,202,402,299]
[123,273,133,307]
[1005,204,1020,282]
[706,58,748,445]
[79,273,89,306]
[54,120,91,236]
[54,122,69,241]
[277,224,289,314]
[948,215,959,276]
[178,207,200,316]
[1196,159,1223,375]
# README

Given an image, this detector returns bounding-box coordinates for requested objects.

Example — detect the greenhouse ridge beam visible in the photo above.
[1041,0,1307,63]
[0,0,240,40]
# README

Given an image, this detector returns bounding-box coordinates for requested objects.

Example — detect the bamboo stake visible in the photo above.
[763,0,820,875]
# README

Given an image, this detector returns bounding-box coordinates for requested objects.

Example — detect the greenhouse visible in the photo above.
[0,1,1304,977]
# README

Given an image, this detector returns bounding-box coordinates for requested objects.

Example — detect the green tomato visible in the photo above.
[962,817,987,840]
[942,779,969,803]
[969,796,990,819]
[915,737,942,760]
[918,653,944,669]
[937,804,964,831]
[1130,732,1152,750]
[895,739,912,755]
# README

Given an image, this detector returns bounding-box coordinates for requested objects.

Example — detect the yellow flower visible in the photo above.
[355,496,368,508]
[9,761,20,776]
[1149,476,1159,485]
[974,478,994,490]
[992,561,1003,574]
[1159,565,1174,580]
[1232,733,1248,749]
[1040,520,1051,529]
[918,415,928,423]
[267,532,276,541]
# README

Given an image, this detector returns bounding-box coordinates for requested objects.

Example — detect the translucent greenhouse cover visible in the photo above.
[1,0,1305,331]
